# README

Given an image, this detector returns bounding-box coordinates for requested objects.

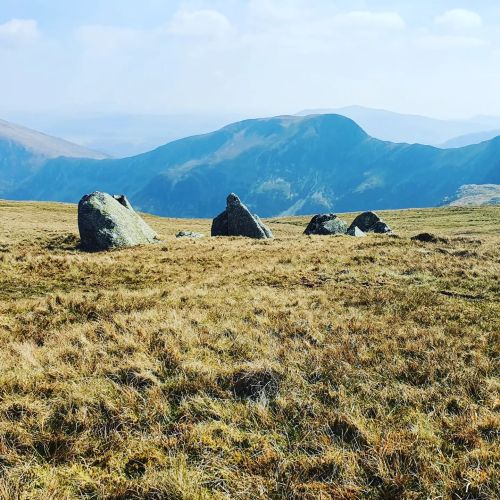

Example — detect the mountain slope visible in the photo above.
[445,184,500,206]
[0,118,108,196]
[6,114,500,217]
[0,119,108,160]
[297,106,500,146]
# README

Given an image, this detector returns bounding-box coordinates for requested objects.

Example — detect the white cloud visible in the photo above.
[334,11,406,31]
[0,19,40,47]
[168,9,234,38]
[416,35,486,50]
[435,9,482,31]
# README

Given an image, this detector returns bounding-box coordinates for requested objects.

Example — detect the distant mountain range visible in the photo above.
[297,106,500,147]
[0,119,107,196]
[6,106,500,158]
[439,130,500,149]
[4,114,499,217]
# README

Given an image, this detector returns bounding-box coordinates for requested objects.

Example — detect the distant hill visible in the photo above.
[5,114,500,217]
[439,130,500,149]
[297,105,500,146]
[445,184,500,207]
[0,119,108,196]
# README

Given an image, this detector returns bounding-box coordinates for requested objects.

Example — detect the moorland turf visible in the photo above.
[0,201,499,498]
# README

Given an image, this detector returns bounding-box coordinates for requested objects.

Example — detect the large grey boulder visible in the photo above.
[348,211,392,234]
[304,214,348,235]
[78,192,159,251]
[211,193,273,239]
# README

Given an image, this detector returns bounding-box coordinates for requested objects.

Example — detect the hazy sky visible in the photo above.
[1,0,499,119]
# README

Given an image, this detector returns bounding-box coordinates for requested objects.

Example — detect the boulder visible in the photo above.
[304,214,348,235]
[347,226,366,237]
[176,230,204,239]
[78,192,159,251]
[211,193,273,239]
[348,211,392,234]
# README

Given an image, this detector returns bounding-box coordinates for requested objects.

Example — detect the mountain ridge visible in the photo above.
[5,113,499,217]
[0,118,109,196]
[0,118,108,160]
[297,105,500,146]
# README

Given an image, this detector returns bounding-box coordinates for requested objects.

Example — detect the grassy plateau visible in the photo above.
[0,201,499,499]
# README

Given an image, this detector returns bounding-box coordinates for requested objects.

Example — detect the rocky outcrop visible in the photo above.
[304,214,348,235]
[211,193,273,239]
[348,211,392,234]
[78,192,159,251]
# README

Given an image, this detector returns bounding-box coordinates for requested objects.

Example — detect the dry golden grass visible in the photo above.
[0,200,499,499]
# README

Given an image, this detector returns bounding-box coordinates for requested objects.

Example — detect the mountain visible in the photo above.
[5,114,500,217]
[439,130,500,149]
[297,106,500,146]
[444,184,500,207]
[0,118,108,195]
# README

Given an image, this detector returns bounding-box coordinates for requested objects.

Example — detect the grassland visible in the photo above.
[0,201,499,499]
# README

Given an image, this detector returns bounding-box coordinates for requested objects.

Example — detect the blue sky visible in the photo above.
[1,0,499,118]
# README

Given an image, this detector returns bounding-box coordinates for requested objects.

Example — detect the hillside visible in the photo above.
[0,119,108,196]
[7,114,500,217]
[0,201,499,498]
[446,184,500,207]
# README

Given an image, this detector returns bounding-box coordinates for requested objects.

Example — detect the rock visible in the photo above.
[176,231,204,239]
[78,192,159,251]
[304,214,348,235]
[347,226,366,237]
[371,220,392,234]
[411,233,447,243]
[349,211,392,234]
[211,193,273,239]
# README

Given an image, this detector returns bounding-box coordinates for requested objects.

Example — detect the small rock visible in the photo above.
[304,214,348,235]
[348,211,392,234]
[347,226,367,237]
[211,193,273,239]
[176,231,204,239]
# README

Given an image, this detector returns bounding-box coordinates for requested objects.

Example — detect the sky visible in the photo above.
[0,0,499,119]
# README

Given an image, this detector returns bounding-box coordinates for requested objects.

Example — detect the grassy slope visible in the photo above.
[0,201,499,499]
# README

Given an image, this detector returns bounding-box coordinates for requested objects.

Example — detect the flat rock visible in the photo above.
[304,214,348,235]
[211,193,273,239]
[349,211,392,234]
[176,231,204,239]
[78,192,159,251]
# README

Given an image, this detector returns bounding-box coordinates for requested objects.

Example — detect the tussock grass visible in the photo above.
[0,201,499,498]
